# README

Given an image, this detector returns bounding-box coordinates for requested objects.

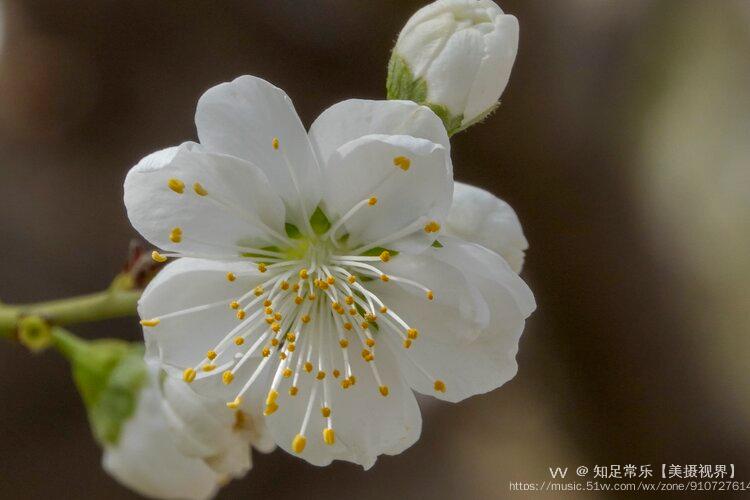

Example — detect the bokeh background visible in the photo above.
[1,1,749,498]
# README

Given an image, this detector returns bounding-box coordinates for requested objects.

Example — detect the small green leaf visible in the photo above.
[309,206,332,235]
[285,223,302,239]
[431,240,443,248]
[425,103,464,137]
[360,247,399,257]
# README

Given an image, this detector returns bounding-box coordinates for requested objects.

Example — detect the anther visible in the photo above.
[326,276,335,285]
[230,301,240,309]
[193,182,208,196]
[380,306,388,313]
[226,272,236,282]
[343,322,352,331]
[262,347,271,357]
[287,343,296,352]
[301,314,311,324]
[183,368,196,383]
[339,339,349,348]
[407,328,419,340]
[379,385,390,396]
[424,221,441,233]
[236,310,246,320]
[222,371,234,384]
[263,300,272,307]
[365,338,375,347]
[289,386,299,396]
[379,250,391,262]
[151,251,168,263]
[286,333,296,342]
[169,227,182,243]
[332,369,341,378]
[316,371,326,380]
[403,339,412,349]
[347,276,356,284]
[380,274,390,282]
[254,286,264,296]
[140,318,160,327]
[264,403,279,416]
[201,364,216,372]
[368,196,378,206]
[299,268,309,279]
[280,281,290,290]
[434,380,446,393]
[426,290,434,300]
[258,263,267,273]
[345,296,354,305]
[321,407,331,418]
[304,362,313,373]
[292,434,306,453]
[393,156,411,171]
[234,337,245,345]
[167,178,185,194]
[272,137,280,150]
[283,368,293,378]
[271,338,279,346]
[323,428,335,445]
[206,350,217,360]
[227,397,242,410]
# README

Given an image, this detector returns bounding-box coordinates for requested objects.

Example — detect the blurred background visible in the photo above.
[1,1,749,498]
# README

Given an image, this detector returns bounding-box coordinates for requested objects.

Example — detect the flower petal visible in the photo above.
[309,99,450,166]
[102,384,220,500]
[139,258,265,370]
[445,182,528,273]
[124,142,286,258]
[263,342,421,469]
[386,237,534,403]
[195,76,322,225]
[323,134,452,251]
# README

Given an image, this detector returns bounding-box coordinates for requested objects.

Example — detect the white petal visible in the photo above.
[388,237,534,403]
[309,99,450,167]
[139,258,265,370]
[264,342,421,469]
[124,142,286,258]
[102,384,220,500]
[445,182,528,273]
[463,14,518,121]
[323,134,452,250]
[195,76,322,225]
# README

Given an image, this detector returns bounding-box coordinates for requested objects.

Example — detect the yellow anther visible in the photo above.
[271,338,279,346]
[365,338,375,347]
[264,307,273,315]
[345,296,354,305]
[320,407,331,418]
[226,272,236,282]
[289,386,299,396]
[380,306,388,313]
[293,283,301,292]
[339,339,349,348]
[364,354,374,362]
[424,221,441,233]
[262,347,271,357]
[230,301,240,309]
[332,369,340,378]
[140,318,160,327]
[287,343,296,352]
[280,280,290,290]
[169,227,182,243]
[365,313,377,322]
[393,155,411,171]
[323,428,335,445]
[265,317,274,324]
[151,251,168,263]
[304,362,313,373]
[193,182,208,196]
[206,350,217,360]
[301,314,311,324]
[343,322,353,331]
[182,368,196,383]
[299,268,309,279]
[326,276,335,285]
[283,368,293,378]
[272,137,280,150]
[426,290,434,301]
[263,299,273,307]
[331,301,340,311]
[279,352,288,361]
[379,385,389,397]
[234,337,245,346]
[341,379,351,389]
[308,294,316,301]
[271,322,281,333]
[292,434,306,453]
[266,390,279,405]
[295,295,304,305]
[379,250,391,262]
[316,371,326,380]
[349,308,357,315]
[434,380,446,393]
[201,364,216,372]
[335,306,345,315]
[361,349,371,359]
[254,286,264,296]
[227,397,242,410]
[236,310,246,320]
[167,178,185,193]
[347,275,356,284]
[286,333,296,342]
[274,312,282,321]
[264,402,279,415]
[349,375,356,385]
[222,371,234,385]
[258,263,267,273]
[360,321,369,329]
[380,274,390,282]
[368,196,378,206]
[403,339,412,349]
[407,328,419,340]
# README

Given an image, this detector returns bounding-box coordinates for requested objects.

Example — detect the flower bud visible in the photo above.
[387,0,519,135]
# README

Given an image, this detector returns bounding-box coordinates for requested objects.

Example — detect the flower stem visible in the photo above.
[0,289,141,339]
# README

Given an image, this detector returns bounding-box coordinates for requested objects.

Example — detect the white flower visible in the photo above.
[157,367,275,478]
[125,75,534,469]
[445,182,528,273]
[102,380,221,500]
[388,0,519,134]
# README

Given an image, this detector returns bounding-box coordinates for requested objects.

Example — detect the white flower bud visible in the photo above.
[388,0,519,135]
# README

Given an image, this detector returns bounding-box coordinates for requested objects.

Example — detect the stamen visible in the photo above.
[151,251,168,263]
[168,178,185,193]
[393,156,411,171]
[193,182,208,196]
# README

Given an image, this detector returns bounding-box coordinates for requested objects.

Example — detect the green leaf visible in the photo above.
[285,223,302,239]
[54,330,147,446]
[431,240,443,248]
[360,246,399,257]
[425,103,464,137]
[309,206,332,235]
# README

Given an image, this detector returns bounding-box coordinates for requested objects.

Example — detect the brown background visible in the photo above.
[1,1,749,499]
